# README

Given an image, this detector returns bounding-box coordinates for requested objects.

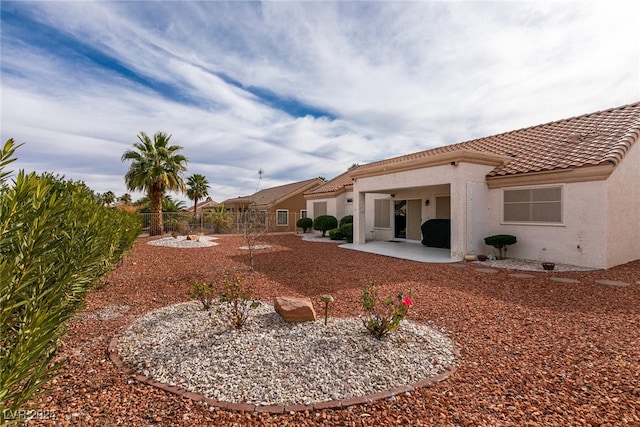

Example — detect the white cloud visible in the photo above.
[1,1,639,203]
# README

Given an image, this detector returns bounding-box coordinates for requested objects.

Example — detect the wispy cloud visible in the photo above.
[1,1,638,202]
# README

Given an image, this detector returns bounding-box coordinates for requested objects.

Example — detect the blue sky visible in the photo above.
[1,1,638,204]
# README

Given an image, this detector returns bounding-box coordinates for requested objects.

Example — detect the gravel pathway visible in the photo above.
[116,301,456,407]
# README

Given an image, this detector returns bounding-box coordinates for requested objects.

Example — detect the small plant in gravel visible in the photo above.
[360,283,413,340]
[190,280,216,310]
[216,274,261,329]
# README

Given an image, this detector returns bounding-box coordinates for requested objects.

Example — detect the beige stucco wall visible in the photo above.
[306,192,355,235]
[487,181,608,268]
[606,141,640,267]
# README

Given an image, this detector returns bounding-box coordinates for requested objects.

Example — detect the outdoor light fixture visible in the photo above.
[425,199,430,206]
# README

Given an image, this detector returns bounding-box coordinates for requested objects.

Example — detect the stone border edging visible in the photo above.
[108,336,458,414]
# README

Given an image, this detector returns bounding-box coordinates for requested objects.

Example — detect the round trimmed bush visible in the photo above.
[329,228,344,240]
[340,223,353,243]
[296,217,313,233]
[339,215,353,226]
[313,215,338,237]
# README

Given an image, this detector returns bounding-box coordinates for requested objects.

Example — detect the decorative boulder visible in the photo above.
[274,297,317,322]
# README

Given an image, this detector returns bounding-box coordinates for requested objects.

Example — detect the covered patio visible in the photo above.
[340,239,455,263]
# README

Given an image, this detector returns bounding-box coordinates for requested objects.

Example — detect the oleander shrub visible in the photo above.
[313,215,338,237]
[296,217,313,233]
[339,215,353,226]
[0,139,141,422]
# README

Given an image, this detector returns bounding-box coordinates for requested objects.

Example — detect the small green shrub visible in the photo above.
[313,215,338,237]
[340,223,353,243]
[296,217,313,233]
[361,283,413,340]
[484,234,517,260]
[339,215,353,226]
[329,228,344,240]
[190,281,216,310]
[216,274,261,329]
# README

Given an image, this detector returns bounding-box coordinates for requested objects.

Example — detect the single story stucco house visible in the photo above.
[305,101,640,269]
[222,177,324,232]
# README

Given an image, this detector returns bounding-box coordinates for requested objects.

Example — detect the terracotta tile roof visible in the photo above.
[305,170,356,195]
[184,199,219,212]
[358,101,640,178]
[222,178,323,206]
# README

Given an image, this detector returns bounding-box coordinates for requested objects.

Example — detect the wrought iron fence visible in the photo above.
[139,211,306,235]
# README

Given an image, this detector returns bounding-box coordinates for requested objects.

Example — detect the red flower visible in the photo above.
[401,296,413,308]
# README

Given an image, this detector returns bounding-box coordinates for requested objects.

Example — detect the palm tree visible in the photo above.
[121,131,189,235]
[186,173,210,220]
[119,193,132,205]
[102,190,116,207]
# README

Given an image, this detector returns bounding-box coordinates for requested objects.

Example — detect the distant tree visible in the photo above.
[348,163,360,170]
[206,205,233,234]
[102,190,116,207]
[186,174,210,220]
[119,193,132,205]
[121,131,188,235]
[137,195,186,213]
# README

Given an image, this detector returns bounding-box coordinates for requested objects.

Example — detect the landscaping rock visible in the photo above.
[274,296,317,322]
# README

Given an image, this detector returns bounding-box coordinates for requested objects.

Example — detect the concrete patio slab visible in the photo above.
[340,240,454,264]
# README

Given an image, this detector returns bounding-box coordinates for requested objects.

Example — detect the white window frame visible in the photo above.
[258,210,267,226]
[374,198,391,229]
[502,185,564,225]
[276,209,289,226]
[300,209,308,219]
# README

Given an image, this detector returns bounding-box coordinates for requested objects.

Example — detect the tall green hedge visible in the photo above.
[0,139,141,423]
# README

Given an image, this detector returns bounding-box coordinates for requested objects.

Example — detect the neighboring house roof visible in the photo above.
[353,101,640,179]
[305,169,356,196]
[185,199,219,212]
[223,178,324,207]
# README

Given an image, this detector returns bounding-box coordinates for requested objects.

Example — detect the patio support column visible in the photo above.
[354,191,366,244]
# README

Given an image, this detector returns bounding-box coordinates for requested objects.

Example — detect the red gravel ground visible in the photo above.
[30,234,638,426]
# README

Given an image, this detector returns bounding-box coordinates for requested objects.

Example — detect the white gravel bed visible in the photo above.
[117,301,456,407]
[239,244,271,250]
[298,233,343,243]
[147,235,218,248]
[473,258,597,272]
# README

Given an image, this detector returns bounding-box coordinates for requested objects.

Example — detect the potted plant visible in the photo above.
[541,262,555,271]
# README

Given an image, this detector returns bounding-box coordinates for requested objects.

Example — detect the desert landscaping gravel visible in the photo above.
[30,233,638,426]
[116,301,456,406]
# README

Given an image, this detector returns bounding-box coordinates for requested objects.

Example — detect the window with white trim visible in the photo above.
[503,186,562,224]
[259,210,267,225]
[374,199,391,228]
[300,209,308,218]
[276,209,289,226]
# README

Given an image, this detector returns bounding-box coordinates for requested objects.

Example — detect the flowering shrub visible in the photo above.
[361,282,413,339]
[216,274,261,329]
